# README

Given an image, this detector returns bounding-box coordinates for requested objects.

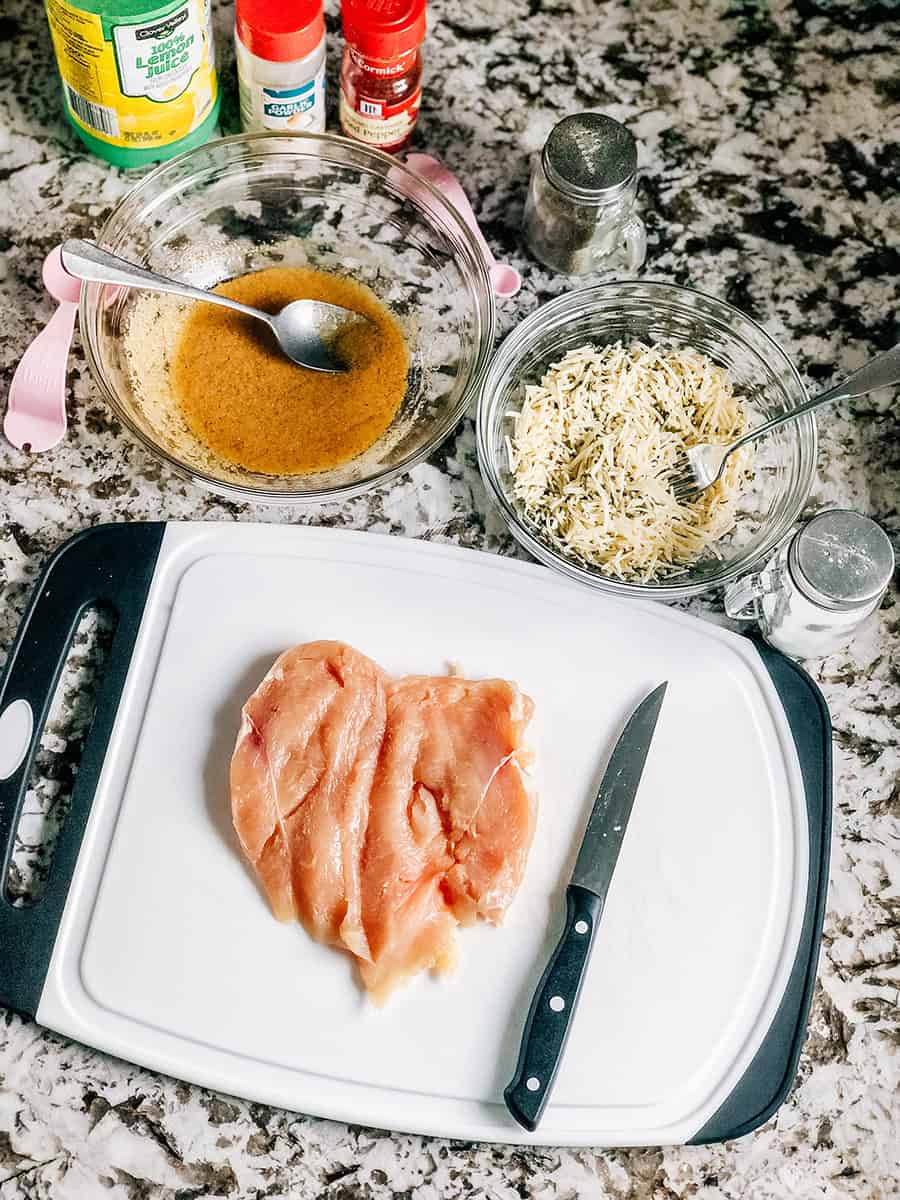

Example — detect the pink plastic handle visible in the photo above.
[396,153,522,299]
[4,304,77,452]
[4,247,80,453]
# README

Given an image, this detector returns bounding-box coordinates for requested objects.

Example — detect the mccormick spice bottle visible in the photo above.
[339,0,426,153]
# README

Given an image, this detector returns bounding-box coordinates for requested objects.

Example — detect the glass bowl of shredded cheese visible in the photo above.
[476,281,817,600]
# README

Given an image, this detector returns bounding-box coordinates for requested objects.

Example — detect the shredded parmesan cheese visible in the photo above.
[509,343,750,582]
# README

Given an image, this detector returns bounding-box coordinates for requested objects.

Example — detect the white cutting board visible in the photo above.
[30,523,808,1145]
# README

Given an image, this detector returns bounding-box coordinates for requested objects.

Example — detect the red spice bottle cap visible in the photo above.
[341,0,427,61]
[236,0,325,63]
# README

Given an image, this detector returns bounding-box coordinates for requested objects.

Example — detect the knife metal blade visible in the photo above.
[504,681,668,1133]
[571,680,668,899]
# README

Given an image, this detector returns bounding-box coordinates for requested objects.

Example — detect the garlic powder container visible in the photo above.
[235,0,326,134]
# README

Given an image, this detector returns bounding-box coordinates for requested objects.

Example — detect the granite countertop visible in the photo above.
[1,0,899,1195]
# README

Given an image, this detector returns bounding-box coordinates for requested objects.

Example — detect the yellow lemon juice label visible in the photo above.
[45,0,218,163]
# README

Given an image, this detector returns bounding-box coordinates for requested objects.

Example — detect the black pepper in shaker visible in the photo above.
[524,113,646,276]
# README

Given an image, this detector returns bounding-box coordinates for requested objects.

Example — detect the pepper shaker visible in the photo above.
[523,113,647,277]
[724,509,895,659]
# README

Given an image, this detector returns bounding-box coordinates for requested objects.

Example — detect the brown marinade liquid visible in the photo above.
[172,266,409,475]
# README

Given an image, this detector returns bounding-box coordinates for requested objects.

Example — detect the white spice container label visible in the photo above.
[239,65,325,133]
[235,0,326,135]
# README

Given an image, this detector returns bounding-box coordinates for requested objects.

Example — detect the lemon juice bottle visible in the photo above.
[44,0,220,167]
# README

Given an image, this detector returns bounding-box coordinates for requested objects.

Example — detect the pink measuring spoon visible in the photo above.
[399,153,522,298]
[4,247,81,453]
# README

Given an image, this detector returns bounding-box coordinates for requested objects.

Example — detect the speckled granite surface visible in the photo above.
[1,0,899,1195]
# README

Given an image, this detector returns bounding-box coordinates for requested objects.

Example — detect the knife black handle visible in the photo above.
[504,884,602,1132]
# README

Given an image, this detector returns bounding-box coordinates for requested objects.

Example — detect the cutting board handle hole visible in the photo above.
[5,603,117,907]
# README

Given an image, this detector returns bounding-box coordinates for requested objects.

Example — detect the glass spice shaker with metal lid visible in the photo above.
[524,112,647,276]
[724,509,895,659]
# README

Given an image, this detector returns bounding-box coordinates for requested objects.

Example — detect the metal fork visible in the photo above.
[669,342,900,503]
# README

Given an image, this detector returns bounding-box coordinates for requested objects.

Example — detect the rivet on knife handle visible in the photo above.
[504,884,602,1132]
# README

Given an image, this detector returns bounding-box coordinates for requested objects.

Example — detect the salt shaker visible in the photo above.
[724,509,895,659]
[523,113,647,276]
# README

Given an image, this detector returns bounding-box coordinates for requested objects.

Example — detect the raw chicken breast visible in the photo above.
[231,642,536,999]
[230,641,387,961]
[360,677,535,998]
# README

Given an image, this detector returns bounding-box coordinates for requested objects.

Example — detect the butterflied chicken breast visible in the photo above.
[360,676,535,998]
[231,642,535,999]
[231,641,387,961]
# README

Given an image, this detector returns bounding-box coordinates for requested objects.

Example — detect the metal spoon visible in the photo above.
[60,239,371,373]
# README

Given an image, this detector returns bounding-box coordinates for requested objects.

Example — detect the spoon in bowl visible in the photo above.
[60,239,371,373]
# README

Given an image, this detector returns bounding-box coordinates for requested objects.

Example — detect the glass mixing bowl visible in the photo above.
[80,132,495,503]
[477,282,817,600]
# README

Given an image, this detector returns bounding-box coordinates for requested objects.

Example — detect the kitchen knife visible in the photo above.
[504,681,668,1132]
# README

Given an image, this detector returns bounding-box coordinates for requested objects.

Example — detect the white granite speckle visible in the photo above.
[1,0,899,1195]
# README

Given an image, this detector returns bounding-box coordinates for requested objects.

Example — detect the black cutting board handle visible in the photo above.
[689,636,832,1143]
[0,523,164,1017]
